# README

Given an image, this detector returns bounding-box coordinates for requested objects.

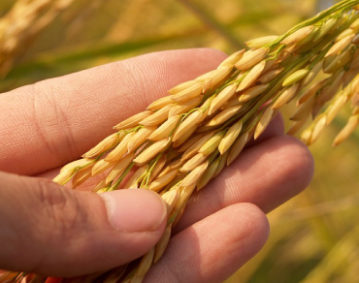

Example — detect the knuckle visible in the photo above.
[28,82,78,162]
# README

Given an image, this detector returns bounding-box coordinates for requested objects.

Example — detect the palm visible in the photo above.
[0,49,313,282]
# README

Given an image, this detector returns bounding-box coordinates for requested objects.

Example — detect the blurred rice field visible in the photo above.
[1,0,359,282]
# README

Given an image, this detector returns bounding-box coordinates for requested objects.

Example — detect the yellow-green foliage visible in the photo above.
[1,0,359,282]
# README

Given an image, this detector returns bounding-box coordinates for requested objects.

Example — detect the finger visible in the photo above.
[0,172,166,277]
[0,48,226,175]
[145,203,269,283]
[176,135,314,231]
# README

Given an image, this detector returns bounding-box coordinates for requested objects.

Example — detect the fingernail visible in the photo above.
[100,189,167,232]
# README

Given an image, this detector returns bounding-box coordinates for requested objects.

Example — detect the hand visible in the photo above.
[0,48,313,282]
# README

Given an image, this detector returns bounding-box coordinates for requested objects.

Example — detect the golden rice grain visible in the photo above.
[238,84,269,103]
[131,248,154,283]
[126,166,147,188]
[201,66,233,91]
[169,80,196,94]
[333,114,359,146]
[105,132,134,162]
[181,132,215,161]
[169,96,203,117]
[282,69,309,87]
[227,133,249,166]
[197,158,220,190]
[218,50,245,68]
[92,159,113,177]
[148,115,181,141]
[254,108,274,140]
[149,170,178,192]
[147,96,174,110]
[149,156,167,183]
[198,131,224,155]
[173,111,205,142]
[83,133,122,158]
[258,68,283,84]
[127,127,154,152]
[208,83,238,115]
[134,138,171,165]
[310,115,327,144]
[181,161,209,187]
[246,35,278,49]
[335,28,355,42]
[235,47,268,71]
[272,83,299,109]
[326,34,355,57]
[237,60,266,91]
[140,105,172,126]
[154,225,172,263]
[161,190,179,214]
[281,26,315,45]
[206,105,242,127]
[72,166,93,188]
[218,121,243,154]
[170,82,203,102]
[53,158,94,185]
[180,153,207,173]
[326,94,348,124]
[106,153,134,184]
[173,125,198,147]
[114,111,151,130]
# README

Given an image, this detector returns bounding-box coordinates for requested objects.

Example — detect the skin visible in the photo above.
[0,48,314,282]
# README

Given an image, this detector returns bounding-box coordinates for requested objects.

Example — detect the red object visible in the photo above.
[45,277,63,283]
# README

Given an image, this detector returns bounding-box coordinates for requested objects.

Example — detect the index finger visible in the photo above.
[0,48,226,175]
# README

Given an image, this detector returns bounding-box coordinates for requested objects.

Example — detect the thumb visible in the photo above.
[0,171,166,277]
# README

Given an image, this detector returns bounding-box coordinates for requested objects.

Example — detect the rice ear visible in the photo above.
[48,5,359,282]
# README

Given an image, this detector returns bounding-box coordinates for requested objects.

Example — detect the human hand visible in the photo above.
[0,48,313,282]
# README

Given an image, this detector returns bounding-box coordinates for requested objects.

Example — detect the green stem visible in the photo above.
[110,162,135,190]
[271,0,359,47]
[176,0,245,49]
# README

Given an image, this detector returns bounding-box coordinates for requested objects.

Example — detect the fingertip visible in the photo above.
[263,113,285,138]
[270,135,314,194]
[247,135,314,212]
[249,113,285,147]
[145,202,270,283]
[233,203,270,253]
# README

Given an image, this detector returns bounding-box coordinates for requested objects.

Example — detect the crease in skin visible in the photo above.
[30,86,69,164]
